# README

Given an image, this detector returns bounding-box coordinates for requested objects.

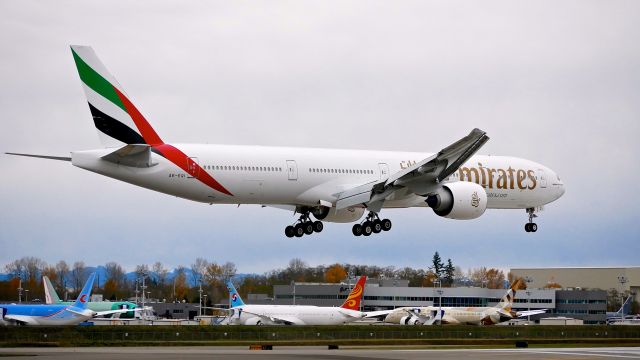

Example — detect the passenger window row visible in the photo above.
[203,165,282,172]
[308,168,374,175]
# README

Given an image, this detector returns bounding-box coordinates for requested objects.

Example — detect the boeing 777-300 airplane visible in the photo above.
[6,46,565,237]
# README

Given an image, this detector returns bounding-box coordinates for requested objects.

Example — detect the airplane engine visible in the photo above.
[244,317,265,325]
[425,182,487,220]
[400,316,423,325]
[311,206,365,223]
[481,312,502,325]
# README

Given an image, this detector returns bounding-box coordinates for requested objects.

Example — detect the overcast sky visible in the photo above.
[1,0,638,275]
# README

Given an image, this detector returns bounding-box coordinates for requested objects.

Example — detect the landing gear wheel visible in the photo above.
[313,221,324,233]
[303,222,314,235]
[525,223,531,232]
[294,224,304,237]
[381,219,392,231]
[362,221,373,236]
[285,225,295,238]
[372,219,382,233]
[530,223,537,232]
[352,224,362,236]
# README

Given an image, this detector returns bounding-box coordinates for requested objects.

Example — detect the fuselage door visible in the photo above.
[187,157,199,178]
[537,169,547,188]
[286,160,298,181]
[378,163,389,181]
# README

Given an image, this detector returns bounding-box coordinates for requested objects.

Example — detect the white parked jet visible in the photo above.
[222,276,367,325]
[6,46,565,236]
[373,280,547,326]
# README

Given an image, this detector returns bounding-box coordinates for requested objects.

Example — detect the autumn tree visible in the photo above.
[104,261,125,300]
[324,264,347,283]
[485,268,505,289]
[173,266,188,302]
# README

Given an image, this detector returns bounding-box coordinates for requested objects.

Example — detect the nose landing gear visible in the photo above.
[285,211,323,238]
[525,208,538,233]
[352,212,392,237]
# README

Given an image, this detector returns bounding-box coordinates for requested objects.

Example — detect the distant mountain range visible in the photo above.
[0,267,254,287]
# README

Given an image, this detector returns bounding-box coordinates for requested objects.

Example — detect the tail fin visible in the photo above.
[42,276,61,304]
[226,280,245,308]
[73,272,96,309]
[340,276,367,310]
[495,279,522,311]
[70,45,163,148]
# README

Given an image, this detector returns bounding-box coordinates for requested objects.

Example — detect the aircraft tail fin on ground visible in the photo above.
[43,276,61,304]
[496,280,521,311]
[70,45,164,148]
[340,276,367,310]
[73,272,96,309]
[226,280,245,308]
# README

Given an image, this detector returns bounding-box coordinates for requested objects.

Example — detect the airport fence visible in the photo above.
[1,325,639,346]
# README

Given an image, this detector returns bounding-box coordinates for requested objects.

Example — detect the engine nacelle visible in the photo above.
[400,316,423,325]
[425,181,487,220]
[244,317,264,325]
[311,206,365,223]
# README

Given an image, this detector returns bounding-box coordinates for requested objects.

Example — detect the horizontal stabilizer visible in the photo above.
[5,152,71,161]
[101,144,157,168]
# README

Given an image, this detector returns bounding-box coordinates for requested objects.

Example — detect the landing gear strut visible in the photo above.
[285,211,323,238]
[352,212,392,237]
[524,208,538,233]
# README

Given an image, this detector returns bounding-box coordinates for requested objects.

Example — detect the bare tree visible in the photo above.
[191,258,209,285]
[55,261,70,296]
[71,261,87,294]
[152,261,169,299]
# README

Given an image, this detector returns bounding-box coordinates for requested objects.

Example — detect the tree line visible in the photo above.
[1,253,515,305]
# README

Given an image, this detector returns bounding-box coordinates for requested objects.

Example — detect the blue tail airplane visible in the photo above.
[1,273,136,326]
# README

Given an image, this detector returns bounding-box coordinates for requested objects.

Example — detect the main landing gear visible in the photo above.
[352,212,392,237]
[285,212,323,238]
[524,208,538,233]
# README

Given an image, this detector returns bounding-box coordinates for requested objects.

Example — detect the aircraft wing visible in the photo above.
[93,308,143,317]
[336,128,489,212]
[516,309,547,317]
[3,315,39,325]
[240,310,305,325]
[364,309,397,319]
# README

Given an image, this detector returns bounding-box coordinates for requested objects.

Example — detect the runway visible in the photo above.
[1,347,639,359]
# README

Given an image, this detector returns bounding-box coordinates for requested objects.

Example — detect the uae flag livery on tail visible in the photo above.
[70,46,232,196]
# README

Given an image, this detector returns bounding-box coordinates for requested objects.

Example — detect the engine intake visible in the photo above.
[426,181,487,220]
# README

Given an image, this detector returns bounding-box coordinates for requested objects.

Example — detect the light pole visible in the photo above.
[525,290,532,323]
[203,294,208,316]
[25,289,29,303]
[524,276,533,324]
[140,272,147,318]
[434,279,442,325]
[198,280,203,317]
[291,280,296,305]
[618,275,628,318]
[17,279,23,303]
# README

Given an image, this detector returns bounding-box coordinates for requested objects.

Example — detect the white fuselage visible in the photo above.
[385,305,504,326]
[71,144,565,217]
[227,305,363,325]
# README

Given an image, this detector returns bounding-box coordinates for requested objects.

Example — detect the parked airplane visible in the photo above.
[6,46,565,237]
[42,276,139,318]
[0,273,136,325]
[221,276,367,325]
[374,280,546,325]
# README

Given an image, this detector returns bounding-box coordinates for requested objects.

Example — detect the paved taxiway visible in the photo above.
[1,347,639,359]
